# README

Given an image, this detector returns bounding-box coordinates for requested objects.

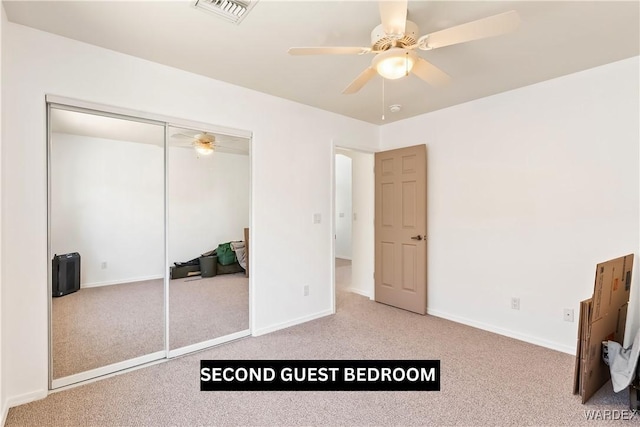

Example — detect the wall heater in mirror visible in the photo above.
[52,252,81,297]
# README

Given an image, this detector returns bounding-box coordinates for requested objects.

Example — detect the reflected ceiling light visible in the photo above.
[195,145,214,156]
[372,48,417,80]
[194,134,215,156]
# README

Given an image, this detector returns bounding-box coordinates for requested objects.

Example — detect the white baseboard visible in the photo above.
[5,389,48,414]
[427,308,575,355]
[252,309,333,337]
[343,287,373,299]
[82,274,163,289]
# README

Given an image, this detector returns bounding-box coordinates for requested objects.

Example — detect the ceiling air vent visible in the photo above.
[194,0,258,25]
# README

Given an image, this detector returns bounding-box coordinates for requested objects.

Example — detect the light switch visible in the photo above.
[313,213,321,224]
[339,212,345,218]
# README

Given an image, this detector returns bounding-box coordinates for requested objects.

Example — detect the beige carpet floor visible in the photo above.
[9,288,632,426]
[52,273,248,379]
[169,273,249,349]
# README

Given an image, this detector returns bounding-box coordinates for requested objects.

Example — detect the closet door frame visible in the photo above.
[46,95,253,389]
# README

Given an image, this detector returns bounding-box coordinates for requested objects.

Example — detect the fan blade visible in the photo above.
[342,67,377,95]
[412,58,451,87]
[288,47,370,55]
[379,0,407,35]
[171,133,195,139]
[216,145,249,154]
[422,10,520,50]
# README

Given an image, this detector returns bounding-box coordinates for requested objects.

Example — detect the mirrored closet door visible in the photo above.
[167,126,250,353]
[48,99,252,388]
[48,106,166,387]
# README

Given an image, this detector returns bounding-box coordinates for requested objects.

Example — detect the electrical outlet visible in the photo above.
[101,261,108,269]
[313,213,321,224]
[511,297,520,310]
[563,308,574,322]
[303,285,310,296]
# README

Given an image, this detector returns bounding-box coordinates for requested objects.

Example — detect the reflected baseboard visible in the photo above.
[51,351,166,389]
[168,330,250,359]
[81,275,164,289]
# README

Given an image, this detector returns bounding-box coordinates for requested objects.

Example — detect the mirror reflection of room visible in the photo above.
[168,126,250,350]
[49,108,165,380]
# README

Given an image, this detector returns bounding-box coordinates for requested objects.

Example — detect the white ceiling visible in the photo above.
[51,108,166,146]
[51,108,251,155]
[4,1,639,125]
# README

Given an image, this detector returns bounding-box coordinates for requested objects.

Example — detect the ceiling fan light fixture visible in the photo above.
[195,133,214,143]
[195,143,214,156]
[372,48,417,80]
[194,134,215,155]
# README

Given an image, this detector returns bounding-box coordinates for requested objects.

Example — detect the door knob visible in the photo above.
[410,235,422,241]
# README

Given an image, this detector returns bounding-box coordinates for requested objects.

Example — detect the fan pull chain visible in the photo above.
[405,52,409,76]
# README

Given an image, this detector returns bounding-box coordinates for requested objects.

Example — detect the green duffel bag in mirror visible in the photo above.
[217,242,237,266]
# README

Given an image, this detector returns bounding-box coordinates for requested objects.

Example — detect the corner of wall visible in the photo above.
[1,403,8,427]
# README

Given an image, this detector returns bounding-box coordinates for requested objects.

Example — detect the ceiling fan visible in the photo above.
[172,132,248,156]
[288,0,520,94]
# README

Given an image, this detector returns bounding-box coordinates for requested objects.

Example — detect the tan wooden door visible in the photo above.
[375,144,427,314]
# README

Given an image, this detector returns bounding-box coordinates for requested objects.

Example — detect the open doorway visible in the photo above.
[333,147,375,308]
[335,153,353,291]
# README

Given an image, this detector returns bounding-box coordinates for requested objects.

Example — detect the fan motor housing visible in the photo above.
[371,20,419,51]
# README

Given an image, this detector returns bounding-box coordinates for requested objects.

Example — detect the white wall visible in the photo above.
[168,147,250,264]
[50,132,251,287]
[334,154,352,260]
[50,133,165,287]
[380,57,640,353]
[335,148,375,299]
[1,22,378,406]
